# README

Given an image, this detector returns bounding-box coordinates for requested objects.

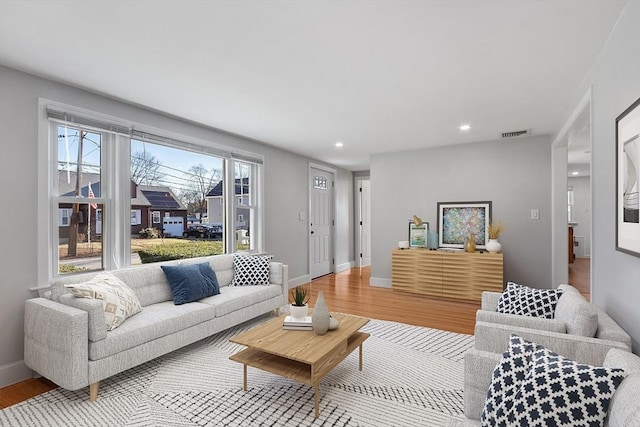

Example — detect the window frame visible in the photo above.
[39,101,264,283]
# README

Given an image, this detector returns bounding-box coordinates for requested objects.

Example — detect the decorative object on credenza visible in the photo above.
[398,240,410,249]
[289,286,309,320]
[312,291,330,335]
[616,96,640,257]
[486,220,507,253]
[427,231,439,249]
[437,201,492,250]
[464,233,477,253]
[409,215,428,248]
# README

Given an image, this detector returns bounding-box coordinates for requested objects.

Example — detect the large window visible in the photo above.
[45,105,263,277]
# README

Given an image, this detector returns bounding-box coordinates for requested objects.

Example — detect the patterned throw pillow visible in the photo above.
[65,272,142,330]
[496,281,563,319]
[231,255,273,286]
[507,346,626,426]
[481,334,541,425]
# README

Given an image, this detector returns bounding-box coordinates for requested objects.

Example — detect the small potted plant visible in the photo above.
[289,286,310,320]
[486,221,507,253]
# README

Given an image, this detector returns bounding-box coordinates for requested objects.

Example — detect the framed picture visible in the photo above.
[437,201,491,249]
[409,221,428,247]
[616,96,640,257]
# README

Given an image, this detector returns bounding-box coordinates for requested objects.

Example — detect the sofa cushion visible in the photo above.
[88,301,216,360]
[554,289,598,337]
[481,334,540,425]
[161,263,220,305]
[231,255,272,286]
[199,284,282,317]
[111,264,175,306]
[65,272,142,331]
[180,254,235,288]
[508,346,626,427]
[496,282,563,319]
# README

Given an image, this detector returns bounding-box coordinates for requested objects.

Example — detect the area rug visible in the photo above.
[0,315,474,426]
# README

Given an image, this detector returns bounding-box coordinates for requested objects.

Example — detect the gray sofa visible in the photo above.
[464,348,640,426]
[474,284,631,365]
[24,254,288,401]
[464,283,638,425]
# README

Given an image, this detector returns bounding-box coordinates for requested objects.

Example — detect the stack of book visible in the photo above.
[283,316,313,331]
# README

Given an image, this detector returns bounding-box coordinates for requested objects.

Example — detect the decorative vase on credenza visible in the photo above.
[486,239,502,254]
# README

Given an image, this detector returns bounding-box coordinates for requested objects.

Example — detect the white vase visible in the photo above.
[290,304,308,320]
[486,239,502,253]
[312,291,330,335]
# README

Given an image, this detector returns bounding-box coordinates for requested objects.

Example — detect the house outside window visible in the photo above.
[152,211,161,224]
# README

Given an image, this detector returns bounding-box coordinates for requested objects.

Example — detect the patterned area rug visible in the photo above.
[1,315,474,426]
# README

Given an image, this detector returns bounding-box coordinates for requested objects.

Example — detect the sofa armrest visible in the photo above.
[24,298,89,390]
[474,321,630,366]
[59,294,107,342]
[464,349,501,420]
[476,310,567,333]
[269,262,289,306]
[481,291,502,311]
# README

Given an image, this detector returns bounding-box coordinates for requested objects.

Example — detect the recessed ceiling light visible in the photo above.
[572,171,579,175]
[459,124,471,131]
[335,141,344,148]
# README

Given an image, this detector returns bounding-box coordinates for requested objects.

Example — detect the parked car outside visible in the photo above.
[182,224,222,239]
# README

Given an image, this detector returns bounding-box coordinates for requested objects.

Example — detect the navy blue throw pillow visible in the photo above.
[161,263,220,305]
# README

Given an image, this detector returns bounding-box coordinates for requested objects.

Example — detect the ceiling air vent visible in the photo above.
[501,129,531,139]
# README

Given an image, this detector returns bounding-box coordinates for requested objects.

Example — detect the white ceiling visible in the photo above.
[0,1,628,171]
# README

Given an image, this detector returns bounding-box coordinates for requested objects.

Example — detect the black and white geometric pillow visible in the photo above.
[506,346,626,426]
[496,281,563,319]
[481,334,542,426]
[231,255,273,286]
[495,282,521,313]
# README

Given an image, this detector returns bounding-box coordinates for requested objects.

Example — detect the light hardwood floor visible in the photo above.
[0,266,479,409]
[568,257,590,299]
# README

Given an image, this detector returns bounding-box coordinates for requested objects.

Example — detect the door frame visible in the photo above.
[551,86,592,291]
[355,176,371,267]
[308,162,336,279]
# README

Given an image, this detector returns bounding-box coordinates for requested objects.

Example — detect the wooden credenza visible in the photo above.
[392,248,504,302]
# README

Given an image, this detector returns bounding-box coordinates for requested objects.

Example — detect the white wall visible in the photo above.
[568,176,591,257]
[558,0,640,352]
[370,136,552,289]
[0,66,354,386]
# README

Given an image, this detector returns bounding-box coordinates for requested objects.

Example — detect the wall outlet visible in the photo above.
[531,209,540,220]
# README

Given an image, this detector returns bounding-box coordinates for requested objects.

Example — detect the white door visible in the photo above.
[358,179,372,267]
[310,167,333,279]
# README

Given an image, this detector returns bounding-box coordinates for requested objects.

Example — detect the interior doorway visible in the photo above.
[566,104,592,296]
[356,177,371,267]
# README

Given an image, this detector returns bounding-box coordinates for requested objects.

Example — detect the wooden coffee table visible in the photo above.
[229,312,370,417]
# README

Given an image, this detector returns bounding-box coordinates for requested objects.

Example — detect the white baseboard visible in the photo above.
[0,360,32,388]
[369,277,392,288]
[288,274,310,289]
[335,261,354,273]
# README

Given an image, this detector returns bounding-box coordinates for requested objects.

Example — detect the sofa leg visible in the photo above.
[89,382,100,401]
[274,307,280,317]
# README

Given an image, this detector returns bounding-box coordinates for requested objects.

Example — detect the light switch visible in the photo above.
[299,212,305,221]
[531,209,540,220]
